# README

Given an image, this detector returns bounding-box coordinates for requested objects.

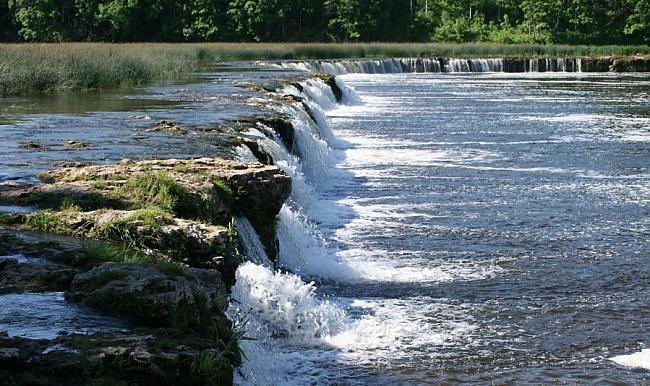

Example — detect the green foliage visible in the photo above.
[212,177,234,209]
[114,171,189,214]
[0,213,11,225]
[80,241,187,275]
[625,0,650,42]
[80,241,148,264]
[191,350,232,384]
[27,210,68,233]
[99,207,173,248]
[60,196,82,212]
[2,0,649,45]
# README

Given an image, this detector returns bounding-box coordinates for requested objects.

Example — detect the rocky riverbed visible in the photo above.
[0,154,291,384]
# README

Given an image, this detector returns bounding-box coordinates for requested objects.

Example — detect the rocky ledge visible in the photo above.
[0,157,291,385]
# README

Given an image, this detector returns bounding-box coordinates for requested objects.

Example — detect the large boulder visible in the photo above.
[67,262,228,330]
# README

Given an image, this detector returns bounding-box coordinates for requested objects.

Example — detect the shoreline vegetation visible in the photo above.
[1,42,649,95]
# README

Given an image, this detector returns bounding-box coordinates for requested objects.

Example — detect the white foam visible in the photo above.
[325,298,477,363]
[235,215,274,268]
[228,262,348,386]
[610,349,650,369]
[234,145,259,163]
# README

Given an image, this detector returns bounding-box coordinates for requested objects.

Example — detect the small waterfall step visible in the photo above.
[260,57,588,74]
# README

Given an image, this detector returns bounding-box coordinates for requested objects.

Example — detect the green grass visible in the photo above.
[113,171,189,214]
[80,241,187,275]
[80,241,149,264]
[212,177,234,209]
[27,210,69,232]
[27,192,112,211]
[1,42,648,94]
[0,213,11,225]
[99,207,173,248]
[191,350,232,385]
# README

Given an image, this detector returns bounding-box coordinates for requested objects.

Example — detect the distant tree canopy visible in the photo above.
[1,0,648,44]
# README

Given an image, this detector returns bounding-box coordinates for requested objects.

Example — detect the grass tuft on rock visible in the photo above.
[191,350,233,386]
[212,177,234,209]
[99,207,173,249]
[79,241,187,275]
[114,171,190,214]
[0,213,11,225]
[80,241,148,265]
[27,210,69,233]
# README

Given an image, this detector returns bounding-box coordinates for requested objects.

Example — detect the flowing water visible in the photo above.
[230,70,650,384]
[1,61,648,383]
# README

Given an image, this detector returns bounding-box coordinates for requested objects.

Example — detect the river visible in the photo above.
[231,70,649,384]
[0,61,648,385]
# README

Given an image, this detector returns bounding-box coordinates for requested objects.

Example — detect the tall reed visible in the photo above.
[1,42,648,94]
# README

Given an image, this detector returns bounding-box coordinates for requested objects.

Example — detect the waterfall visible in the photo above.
[231,70,497,384]
[259,57,584,74]
[229,76,363,385]
[235,215,274,269]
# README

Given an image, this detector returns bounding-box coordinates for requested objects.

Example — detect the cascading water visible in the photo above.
[260,57,583,74]
[229,75,497,385]
[228,78,359,385]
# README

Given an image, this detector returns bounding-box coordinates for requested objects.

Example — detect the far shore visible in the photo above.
[1,42,648,95]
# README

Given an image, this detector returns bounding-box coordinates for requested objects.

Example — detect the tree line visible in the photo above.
[1,0,648,44]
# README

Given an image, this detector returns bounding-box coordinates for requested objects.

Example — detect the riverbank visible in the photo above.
[0,68,326,385]
[0,157,291,384]
[1,42,649,94]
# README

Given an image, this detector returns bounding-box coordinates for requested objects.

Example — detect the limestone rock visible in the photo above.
[0,258,79,293]
[67,262,228,329]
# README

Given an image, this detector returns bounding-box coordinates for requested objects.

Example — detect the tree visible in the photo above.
[625,0,649,43]
[182,0,231,41]
[1,0,18,41]
[8,0,72,41]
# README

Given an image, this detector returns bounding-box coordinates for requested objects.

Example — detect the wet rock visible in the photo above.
[580,58,612,72]
[20,141,45,150]
[0,258,79,293]
[610,57,650,72]
[67,262,228,329]
[259,115,295,151]
[0,347,20,367]
[63,140,92,149]
[145,120,188,134]
[0,330,236,385]
[313,73,343,102]
[49,161,90,168]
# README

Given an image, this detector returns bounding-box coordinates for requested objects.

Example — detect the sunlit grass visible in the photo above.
[1,42,648,94]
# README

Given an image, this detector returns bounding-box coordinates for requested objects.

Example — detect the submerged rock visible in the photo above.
[20,141,45,150]
[63,140,92,149]
[145,120,189,134]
